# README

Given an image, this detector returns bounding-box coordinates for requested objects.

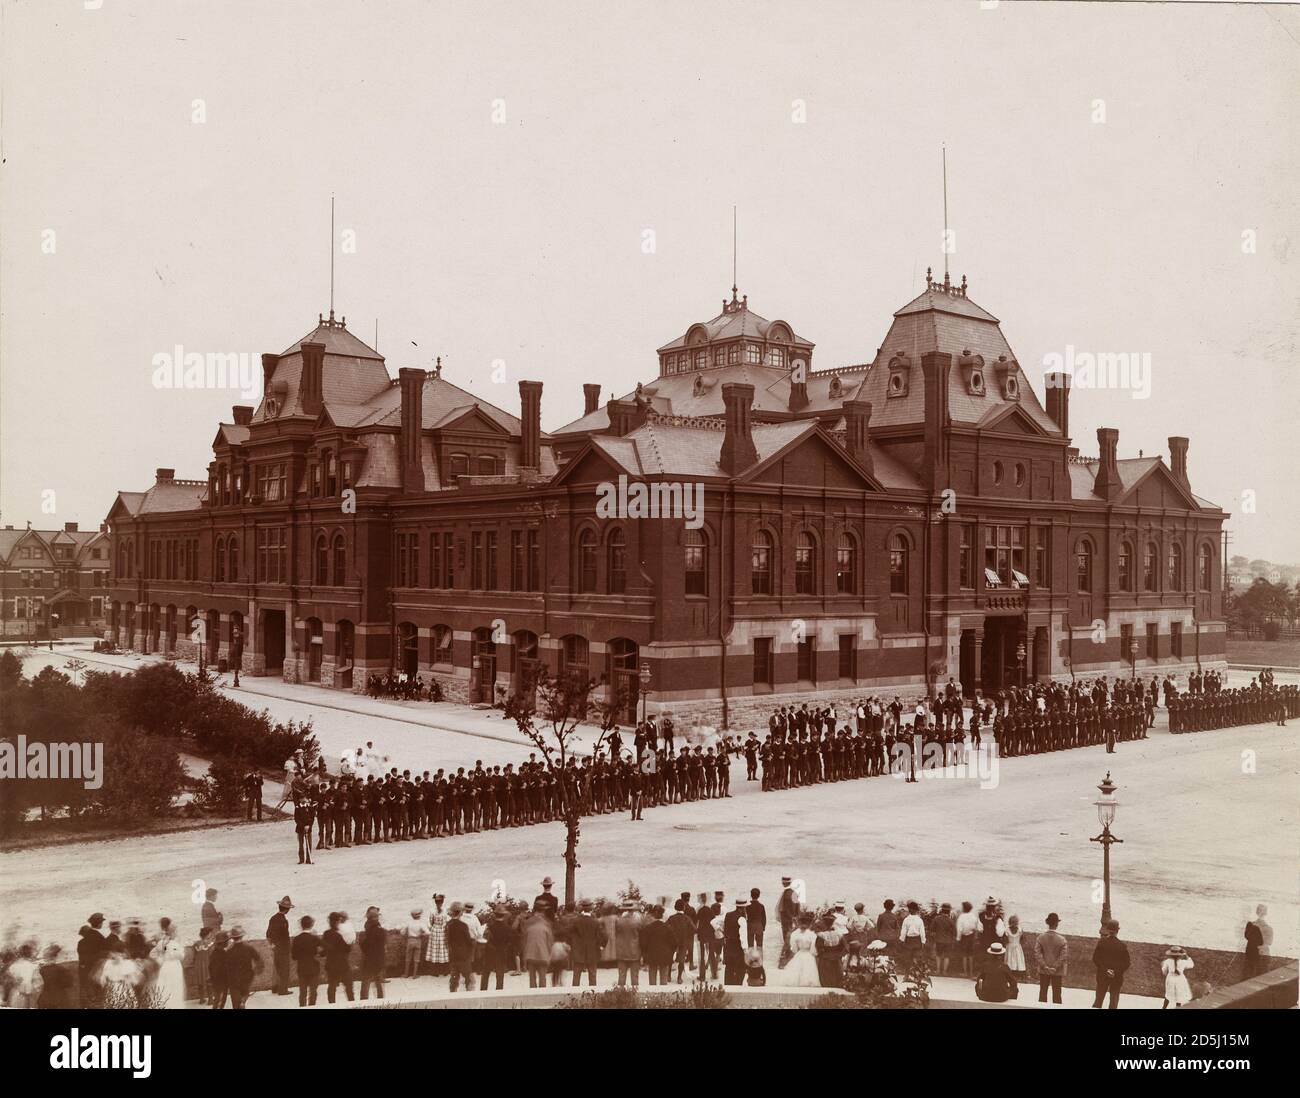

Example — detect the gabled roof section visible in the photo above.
[975,402,1054,437]
[1068,456,1208,509]
[214,423,250,448]
[138,481,207,514]
[347,373,524,435]
[107,491,147,520]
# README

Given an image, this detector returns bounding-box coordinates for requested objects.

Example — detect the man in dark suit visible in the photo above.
[291,915,321,1007]
[244,770,263,821]
[722,899,748,985]
[224,926,263,1009]
[666,898,695,983]
[746,887,767,950]
[266,896,293,995]
[777,876,799,962]
[568,898,606,986]
[359,906,387,1000]
[76,913,107,1007]
[1092,919,1130,1009]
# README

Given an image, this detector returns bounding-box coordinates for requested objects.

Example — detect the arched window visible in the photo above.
[1198,543,1213,591]
[795,531,817,595]
[607,528,626,594]
[315,534,329,585]
[1168,541,1184,591]
[836,532,857,595]
[332,533,346,586]
[684,528,707,596]
[1118,541,1134,592]
[751,529,774,595]
[889,533,908,595]
[476,454,498,476]
[215,537,226,583]
[577,528,598,593]
[1076,540,1093,593]
[227,537,239,582]
[1143,542,1158,592]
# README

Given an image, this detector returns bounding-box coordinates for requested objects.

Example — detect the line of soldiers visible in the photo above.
[290,743,741,863]
[1169,680,1296,732]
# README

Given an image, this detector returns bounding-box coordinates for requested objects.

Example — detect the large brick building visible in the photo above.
[105,272,1226,729]
[0,522,111,637]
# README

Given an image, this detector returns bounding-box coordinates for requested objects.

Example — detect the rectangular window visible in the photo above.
[753,637,773,687]
[443,533,454,588]
[431,533,442,588]
[984,526,1027,587]
[727,345,739,365]
[796,638,816,683]
[745,344,762,365]
[256,527,286,583]
[959,523,975,589]
[1120,623,1133,663]
[258,463,286,502]
[511,531,524,592]
[1146,622,1158,661]
[471,532,483,589]
[795,543,815,595]
[1034,526,1051,588]
[485,531,497,590]
[838,635,855,681]
[527,529,540,591]
[1170,621,1183,659]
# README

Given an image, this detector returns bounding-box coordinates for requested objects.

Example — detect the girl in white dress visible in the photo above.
[151,922,187,1008]
[1161,946,1194,1008]
[1004,915,1027,980]
[783,914,821,987]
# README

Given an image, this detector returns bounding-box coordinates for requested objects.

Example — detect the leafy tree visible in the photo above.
[509,666,624,906]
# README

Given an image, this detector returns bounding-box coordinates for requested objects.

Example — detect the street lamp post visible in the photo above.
[232,626,242,687]
[1128,639,1138,681]
[1089,772,1123,929]
[1015,641,1026,689]
[639,662,652,726]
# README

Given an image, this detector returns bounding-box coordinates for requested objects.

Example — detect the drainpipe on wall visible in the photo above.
[717,484,731,731]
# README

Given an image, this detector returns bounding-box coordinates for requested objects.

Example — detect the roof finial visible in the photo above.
[731,204,738,302]
[926,266,933,289]
[329,193,335,316]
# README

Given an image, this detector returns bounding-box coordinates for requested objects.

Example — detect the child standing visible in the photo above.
[1161,946,1194,1008]
[190,927,213,1004]
[1005,915,1027,981]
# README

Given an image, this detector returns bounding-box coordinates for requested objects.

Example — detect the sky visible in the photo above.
[2,0,1298,560]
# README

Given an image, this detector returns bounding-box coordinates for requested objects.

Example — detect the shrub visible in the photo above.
[197,755,254,814]
[557,984,732,1009]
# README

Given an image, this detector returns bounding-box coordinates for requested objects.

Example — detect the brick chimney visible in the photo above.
[261,353,279,397]
[1093,427,1122,500]
[720,383,760,475]
[232,405,253,426]
[921,352,953,492]
[1168,436,1189,489]
[583,383,601,416]
[519,380,543,470]
[399,368,425,492]
[155,468,175,484]
[299,342,325,416]
[64,521,78,532]
[843,400,874,475]
[605,398,643,437]
[1044,371,1071,437]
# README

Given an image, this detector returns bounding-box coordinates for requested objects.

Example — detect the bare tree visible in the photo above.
[509,666,625,906]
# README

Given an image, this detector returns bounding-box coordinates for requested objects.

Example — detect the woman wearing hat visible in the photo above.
[782,912,820,987]
[1160,946,1195,1008]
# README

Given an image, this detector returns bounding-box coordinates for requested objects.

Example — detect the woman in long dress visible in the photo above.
[783,914,821,987]
[151,923,187,1008]
[1004,915,1027,981]
[426,898,450,976]
[1161,946,1194,1008]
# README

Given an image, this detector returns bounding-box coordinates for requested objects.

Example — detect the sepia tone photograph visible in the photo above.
[0,0,1297,1075]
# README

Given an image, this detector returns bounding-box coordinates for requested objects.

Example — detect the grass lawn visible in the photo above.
[1226,637,1300,668]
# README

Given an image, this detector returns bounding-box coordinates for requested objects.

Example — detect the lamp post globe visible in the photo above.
[231,626,242,687]
[1090,772,1123,929]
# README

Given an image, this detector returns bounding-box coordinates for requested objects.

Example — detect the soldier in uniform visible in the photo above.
[294,783,315,865]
